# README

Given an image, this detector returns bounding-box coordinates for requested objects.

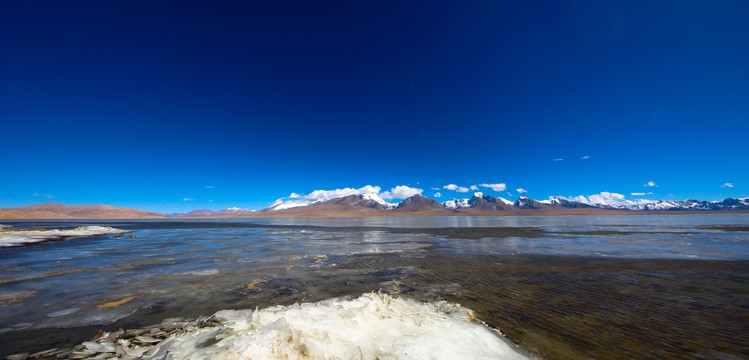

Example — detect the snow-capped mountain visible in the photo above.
[513,195,547,209]
[441,192,515,211]
[259,192,749,214]
[361,193,397,209]
[641,198,749,211]
[442,198,470,209]
[541,196,595,208]
[324,194,396,210]
[265,192,396,212]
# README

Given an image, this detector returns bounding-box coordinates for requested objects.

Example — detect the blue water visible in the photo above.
[1,214,748,359]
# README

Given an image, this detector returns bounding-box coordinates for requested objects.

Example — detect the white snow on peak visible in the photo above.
[361,192,397,208]
[442,198,470,209]
[101,292,528,360]
[0,225,128,247]
[473,192,484,198]
[538,200,552,204]
[644,201,681,210]
[268,200,311,211]
[498,197,514,205]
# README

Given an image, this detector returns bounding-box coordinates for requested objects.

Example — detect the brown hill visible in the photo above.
[0,210,29,219]
[395,195,455,214]
[2,202,164,219]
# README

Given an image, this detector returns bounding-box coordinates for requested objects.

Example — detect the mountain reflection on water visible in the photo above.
[1,215,748,359]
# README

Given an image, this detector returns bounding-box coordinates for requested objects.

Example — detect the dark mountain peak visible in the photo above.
[396,194,444,211]
[317,194,392,210]
[514,195,544,209]
[184,209,218,216]
[469,192,511,211]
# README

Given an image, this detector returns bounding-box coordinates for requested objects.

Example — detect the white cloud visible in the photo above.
[567,192,652,208]
[271,184,421,209]
[516,188,527,193]
[205,185,215,189]
[32,193,40,197]
[431,187,441,191]
[381,185,423,200]
[644,181,657,187]
[507,192,513,197]
[443,184,469,192]
[631,192,654,196]
[722,183,734,188]
[631,192,646,196]
[32,193,54,199]
[470,185,479,191]
[479,183,507,192]
[433,192,442,198]
[580,155,590,160]
[183,198,196,201]
[553,158,564,162]
[271,186,381,210]
[303,185,382,201]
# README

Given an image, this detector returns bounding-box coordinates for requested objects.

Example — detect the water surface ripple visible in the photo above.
[0,215,748,359]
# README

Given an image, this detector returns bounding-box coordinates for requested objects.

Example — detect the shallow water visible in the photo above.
[1,215,748,359]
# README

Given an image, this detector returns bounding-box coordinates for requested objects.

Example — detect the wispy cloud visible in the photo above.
[580,155,590,160]
[431,187,441,191]
[381,185,423,199]
[479,183,507,192]
[443,184,469,192]
[205,185,215,189]
[183,198,196,201]
[433,192,442,198]
[722,182,734,188]
[553,158,564,162]
[516,188,527,193]
[644,181,657,187]
[32,193,54,199]
[630,192,653,196]
[470,185,479,191]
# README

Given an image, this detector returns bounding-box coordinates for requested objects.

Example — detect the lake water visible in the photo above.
[1,215,748,359]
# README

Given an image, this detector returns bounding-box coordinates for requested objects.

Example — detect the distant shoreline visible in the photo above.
[3,209,749,220]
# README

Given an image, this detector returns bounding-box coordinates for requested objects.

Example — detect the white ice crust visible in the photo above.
[119,293,528,360]
[0,225,128,247]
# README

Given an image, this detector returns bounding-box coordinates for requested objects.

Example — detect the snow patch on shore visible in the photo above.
[109,292,528,360]
[0,225,128,247]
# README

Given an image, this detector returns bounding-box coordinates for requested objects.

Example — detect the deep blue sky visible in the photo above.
[2,1,748,212]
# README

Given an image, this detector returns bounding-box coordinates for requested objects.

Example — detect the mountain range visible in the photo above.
[1,194,748,219]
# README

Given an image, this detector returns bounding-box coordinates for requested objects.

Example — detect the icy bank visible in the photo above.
[70,293,528,360]
[0,225,128,247]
